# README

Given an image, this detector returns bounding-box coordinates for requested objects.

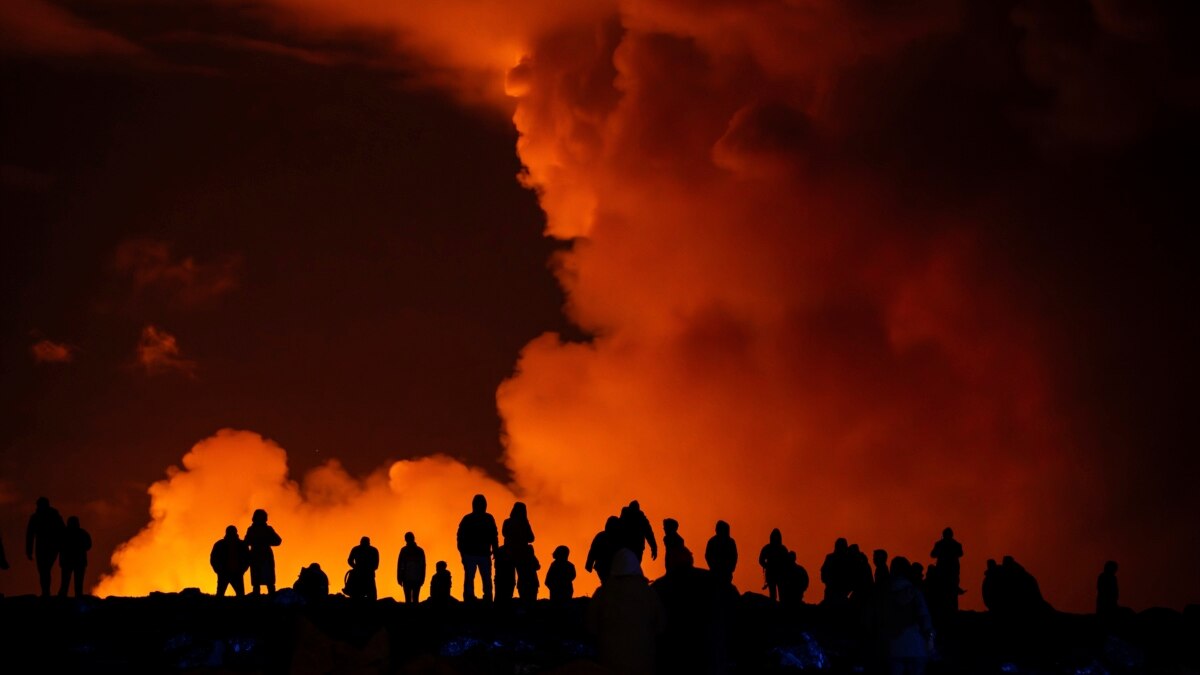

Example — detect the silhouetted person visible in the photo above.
[992,556,1051,617]
[457,494,498,602]
[26,497,64,597]
[58,516,91,597]
[1097,560,1119,615]
[848,543,874,601]
[0,535,8,570]
[502,501,539,602]
[704,520,738,587]
[982,559,999,611]
[546,545,576,602]
[346,536,380,600]
[662,518,687,572]
[430,561,452,603]
[619,501,658,562]
[586,516,622,584]
[653,544,738,674]
[587,548,665,675]
[881,557,933,675]
[245,509,281,595]
[778,551,810,607]
[930,527,963,610]
[494,544,516,604]
[874,549,890,589]
[821,538,851,605]
[909,562,925,589]
[759,528,789,602]
[294,563,329,601]
[210,525,250,597]
[397,532,426,603]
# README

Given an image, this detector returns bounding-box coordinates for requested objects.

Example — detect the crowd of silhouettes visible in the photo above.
[7,490,1129,670]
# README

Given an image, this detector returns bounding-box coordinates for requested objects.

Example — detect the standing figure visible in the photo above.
[58,516,92,597]
[346,536,380,600]
[882,557,933,675]
[1096,561,1119,616]
[704,520,738,587]
[619,501,657,562]
[494,544,516,603]
[210,525,250,597]
[873,549,891,590]
[546,545,576,602]
[759,528,789,602]
[397,532,427,604]
[0,534,8,570]
[586,548,666,675]
[778,551,810,607]
[430,561,452,602]
[245,509,282,595]
[502,501,539,602]
[586,516,621,584]
[930,527,963,611]
[456,494,498,602]
[821,538,851,605]
[26,497,64,597]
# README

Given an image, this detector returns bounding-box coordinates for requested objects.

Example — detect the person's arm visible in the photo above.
[731,541,738,570]
[489,517,499,556]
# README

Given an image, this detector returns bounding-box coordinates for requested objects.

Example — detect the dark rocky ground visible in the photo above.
[0,591,1196,674]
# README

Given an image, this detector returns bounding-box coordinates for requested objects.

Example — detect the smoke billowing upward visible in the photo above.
[96,0,1199,611]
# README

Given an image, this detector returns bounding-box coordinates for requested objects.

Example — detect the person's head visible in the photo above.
[225,525,238,538]
[667,546,694,573]
[911,562,924,578]
[849,543,860,554]
[663,518,678,534]
[405,532,415,545]
[1002,555,1015,566]
[1104,560,1118,574]
[360,536,370,546]
[472,494,487,513]
[436,561,448,572]
[986,559,997,571]
[943,527,954,539]
[511,501,527,519]
[770,528,782,545]
[67,516,80,529]
[605,516,621,533]
[554,545,569,561]
[715,520,730,537]
[835,537,847,552]
[890,556,912,579]
[629,500,641,512]
[36,496,49,510]
[310,562,322,571]
[873,549,887,566]
[252,509,268,524]
[611,548,643,578]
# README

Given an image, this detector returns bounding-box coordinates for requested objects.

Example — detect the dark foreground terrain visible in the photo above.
[0,591,1196,674]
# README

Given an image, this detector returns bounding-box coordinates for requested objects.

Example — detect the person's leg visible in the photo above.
[217,575,229,596]
[233,576,245,597]
[267,583,275,595]
[37,557,53,597]
[462,557,478,600]
[480,557,493,602]
[413,584,422,603]
[75,566,85,597]
[58,567,72,597]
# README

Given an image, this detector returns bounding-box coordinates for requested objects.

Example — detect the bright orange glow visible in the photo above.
[97,0,1139,612]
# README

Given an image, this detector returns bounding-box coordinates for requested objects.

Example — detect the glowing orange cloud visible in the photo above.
[98,0,1192,611]
[137,325,197,378]
[31,338,74,364]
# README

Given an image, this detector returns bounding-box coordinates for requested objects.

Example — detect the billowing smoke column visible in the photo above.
[100,0,1198,610]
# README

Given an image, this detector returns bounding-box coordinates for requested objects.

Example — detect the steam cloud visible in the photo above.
[98,0,1197,610]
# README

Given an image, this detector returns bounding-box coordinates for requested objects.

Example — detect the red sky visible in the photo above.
[2,0,1198,611]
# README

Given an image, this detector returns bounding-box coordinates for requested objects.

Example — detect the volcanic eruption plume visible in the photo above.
[97,0,1199,611]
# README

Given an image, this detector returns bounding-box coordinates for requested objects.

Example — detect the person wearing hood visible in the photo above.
[456,494,498,602]
[586,548,665,675]
[881,556,933,675]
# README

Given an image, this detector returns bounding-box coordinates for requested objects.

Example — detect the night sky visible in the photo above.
[2,0,1197,611]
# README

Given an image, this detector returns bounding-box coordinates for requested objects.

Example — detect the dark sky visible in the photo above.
[2,0,1198,610]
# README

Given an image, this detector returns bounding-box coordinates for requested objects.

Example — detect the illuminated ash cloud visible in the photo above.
[136,325,198,378]
[31,338,74,364]
[101,0,1198,609]
[114,239,241,307]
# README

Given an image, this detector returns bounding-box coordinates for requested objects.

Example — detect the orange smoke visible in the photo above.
[97,0,1189,611]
